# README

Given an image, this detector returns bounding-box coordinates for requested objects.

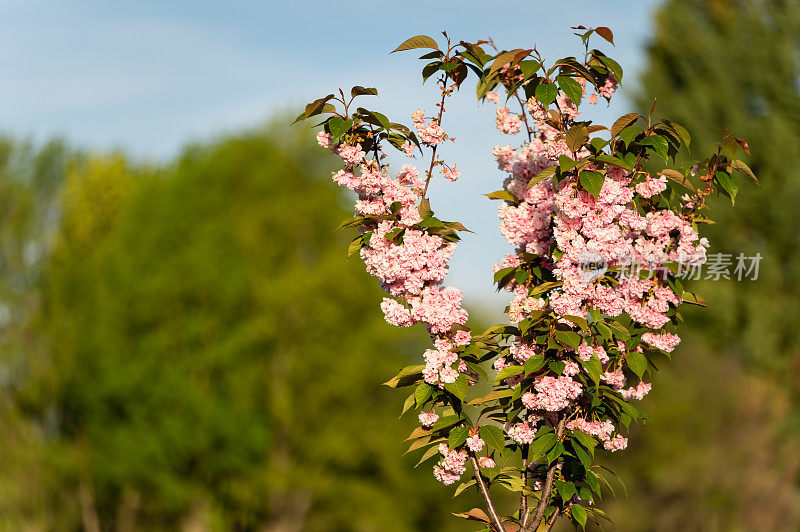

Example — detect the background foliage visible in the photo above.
[595,0,800,530]
[0,128,479,530]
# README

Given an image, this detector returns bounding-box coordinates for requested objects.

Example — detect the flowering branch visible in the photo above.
[294,24,757,531]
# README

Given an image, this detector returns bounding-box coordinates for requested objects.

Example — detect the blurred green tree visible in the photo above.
[637,0,800,376]
[3,127,479,530]
[592,1,800,530]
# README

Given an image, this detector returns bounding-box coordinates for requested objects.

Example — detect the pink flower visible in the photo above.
[338,144,365,167]
[598,75,618,99]
[419,411,439,428]
[603,435,628,452]
[485,91,501,103]
[603,371,626,389]
[433,465,461,485]
[466,435,485,452]
[380,298,414,327]
[566,418,615,441]
[641,332,681,353]
[508,422,537,444]
[478,456,496,468]
[439,366,458,384]
[495,106,523,135]
[619,382,652,400]
[316,131,331,148]
[523,376,583,411]
[636,175,668,198]
[443,164,461,182]
[453,329,471,346]
[401,140,415,157]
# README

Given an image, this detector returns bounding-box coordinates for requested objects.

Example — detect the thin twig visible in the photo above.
[469,455,505,532]
[421,75,450,199]
[514,92,534,143]
[522,418,566,532]
[520,444,529,527]
[545,506,561,531]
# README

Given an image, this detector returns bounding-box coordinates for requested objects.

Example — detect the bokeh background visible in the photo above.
[0,0,798,530]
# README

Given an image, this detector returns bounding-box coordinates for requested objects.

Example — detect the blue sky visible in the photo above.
[0,0,661,314]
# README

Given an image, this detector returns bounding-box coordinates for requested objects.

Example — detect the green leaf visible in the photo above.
[453,479,476,497]
[619,124,643,147]
[476,73,499,100]
[682,292,709,308]
[638,135,669,161]
[493,267,515,284]
[663,119,691,146]
[557,75,583,105]
[468,389,513,406]
[597,53,623,82]
[627,351,647,379]
[292,94,335,124]
[595,322,611,342]
[562,314,588,331]
[351,86,378,98]
[529,281,562,297]
[606,320,630,340]
[585,470,602,495]
[572,504,588,527]
[392,35,439,53]
[535,82,558,107]
[417,216,445,228]
[494,365,524,383]
[383,364,425,388]
[484,190,517,202]
[554,330,582,349]
[582,355,602,384]
[565,125,589,152]
[519,59,541,78]
[555,479,578,501]
[580,170,605,199]
[401,393,416,415]
[432,415,461,431]
[328,117,353,139]
[422,61,443,83]
[445,374,469,400]
[448,425,470,448]
[571,430,597,452]
[479,425,506,452]
[660,169,695,191]
[405,435,431,454]
[715,171,739,205]
[546,441,564,463]
[414,382,433,407]
[558,155,580,173]
[523,354,546,375]
[347,234,365,258]
[529,432,557,458]
[611,113,640,137]
[356,107,391,131]
[528,165,556,187]
[731,160,760,189]
[414,445,440,467]
[594,153,632,171]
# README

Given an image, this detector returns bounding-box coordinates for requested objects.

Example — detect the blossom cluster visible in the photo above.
[484,69,703,458]
[315,98,485,485]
